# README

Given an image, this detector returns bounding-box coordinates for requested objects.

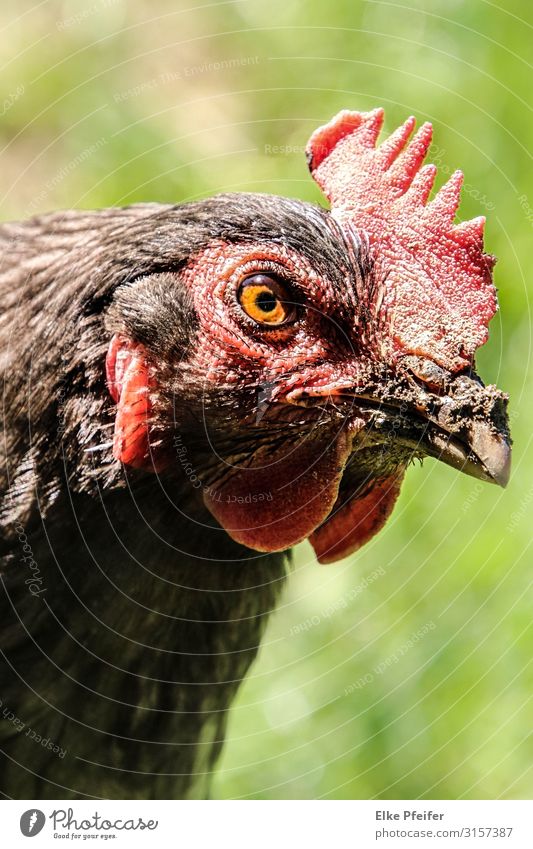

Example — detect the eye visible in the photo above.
[237,274,296,327]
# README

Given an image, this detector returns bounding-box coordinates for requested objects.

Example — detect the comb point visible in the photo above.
[455,214,485,236]
[359,107,386,148]
[378,115,416,169]
[388,122,433,191]
[403,163,437,206]
[306,109,373,172]
[428,169,463,223]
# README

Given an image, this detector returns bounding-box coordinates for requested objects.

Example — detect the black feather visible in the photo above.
[0,194,351,798]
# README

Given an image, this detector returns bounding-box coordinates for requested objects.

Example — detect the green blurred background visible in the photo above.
[1,0,531,799]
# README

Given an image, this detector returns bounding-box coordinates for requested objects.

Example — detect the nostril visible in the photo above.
[403,356,450,392]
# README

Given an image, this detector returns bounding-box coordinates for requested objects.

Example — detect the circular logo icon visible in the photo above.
[20,809,46,837]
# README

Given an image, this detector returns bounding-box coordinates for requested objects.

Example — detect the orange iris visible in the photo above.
[238,275,293,326]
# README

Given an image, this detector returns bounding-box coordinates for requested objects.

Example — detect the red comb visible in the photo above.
[307,108,497,371]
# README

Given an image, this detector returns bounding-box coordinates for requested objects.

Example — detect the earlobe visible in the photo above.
[106,334,153,470]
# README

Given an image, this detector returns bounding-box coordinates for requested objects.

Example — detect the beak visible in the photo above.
[289,369,512,489]
[357,371,512,488]
[423,415,511,487]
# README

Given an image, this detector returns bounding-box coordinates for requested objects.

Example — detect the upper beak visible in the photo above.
[422,417,511,487]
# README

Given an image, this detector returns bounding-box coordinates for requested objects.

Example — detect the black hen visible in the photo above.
[0,110,510,799]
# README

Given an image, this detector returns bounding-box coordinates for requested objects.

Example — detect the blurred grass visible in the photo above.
[1,0,531,799]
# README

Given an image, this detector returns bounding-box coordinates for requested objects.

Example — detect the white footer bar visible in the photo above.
[2,799,532,848]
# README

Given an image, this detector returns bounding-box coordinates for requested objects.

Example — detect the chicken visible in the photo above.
[0,108,510,799]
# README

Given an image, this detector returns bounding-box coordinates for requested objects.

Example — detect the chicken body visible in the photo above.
[0,109,510,799]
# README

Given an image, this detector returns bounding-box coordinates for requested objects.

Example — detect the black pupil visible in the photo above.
[255,290,278,313]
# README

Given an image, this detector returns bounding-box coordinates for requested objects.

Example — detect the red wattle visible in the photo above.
[203,430,353,552]
[309,473,404,564]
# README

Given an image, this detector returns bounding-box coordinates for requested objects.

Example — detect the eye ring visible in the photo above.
[237,273,297,327]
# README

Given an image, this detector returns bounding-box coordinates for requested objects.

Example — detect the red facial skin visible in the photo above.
[106,108,498,563]
[106,239,393,562]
